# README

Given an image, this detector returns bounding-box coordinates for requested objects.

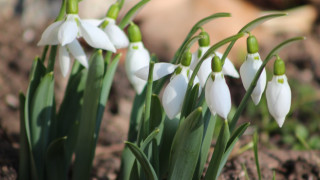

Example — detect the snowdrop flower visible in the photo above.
[37,0,116,76]
[125,23,150,94]
[240,35,266,105]
[136,50,200,119]
[205,55,231,119]
[266,56,291,127]
[99,3,129,49]
[190,30,239,87]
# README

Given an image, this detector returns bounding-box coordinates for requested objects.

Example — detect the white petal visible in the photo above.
[205,72,231,119]
[58,15,78,46]
[240,53,266,105]
[190,46,210,70]
[266,75,291,127]
[79,20,116,52]
[104,21,129,49]
[162,74,188,119]
[205,78,215,115]
[197,57,212,87]
[125,42,150,94]
[67,40,88,68]
[58,46,71,77]
[135,63,177,81]
[38,21,62,45]
[81,19,103,27]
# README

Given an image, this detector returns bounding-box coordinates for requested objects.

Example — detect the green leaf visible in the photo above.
[253,131,261,180]
[119,146,137,180]
[73,50,105,180]
[229,36,305,132]
[193,109,216,180]
[151,139,160,177]
[172,13,231,64]
[118,0,150,29]
[46,137,67,180]
[204,120,230,180]
[241,163,250,180]
[221,13,287,65]
[180,83,200,120]
[217,123,250,176]
[159,117,179,178]
[149,94,164,132]
[125,142,158,180]
[24,58,46,180]
[140,128,160,151]
[168,108,203,180]
[30,72,55,180]
[95,54,121,145]
[19,93,30,180]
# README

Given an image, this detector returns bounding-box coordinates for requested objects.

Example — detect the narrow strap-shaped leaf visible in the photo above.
[118,0,150,29]
[151,139,160,178]
[172,13,231,64]
[140,128,160,151]
[94,54,121,145]
[229,37,305,132]
[73,50,105,180]
[180,83,200,120]
[168,108,204,180]
[159,117,179,178]
[46,137,67,180]
[193,109,216,180]
[149,94,164,131]
[253,131,261,180]
[204,120,230,180]
[221,13,287,65]
[19,93,30,180]
[217,122,250,176]
[125,142,158,180]
[30,72,54,180]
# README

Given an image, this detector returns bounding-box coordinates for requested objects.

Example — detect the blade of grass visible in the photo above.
[253,131,261,180]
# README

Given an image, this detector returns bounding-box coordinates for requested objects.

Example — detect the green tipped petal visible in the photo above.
[211,55,222,72]
[247,35,259,54]
[181,50,192,66]
[274,55,286,75]
[128,22,142,42]
[66,0,78,14]
[106,3,120,19]
[198,31,210,47]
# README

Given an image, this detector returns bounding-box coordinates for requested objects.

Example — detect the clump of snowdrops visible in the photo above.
[19,0,304,179]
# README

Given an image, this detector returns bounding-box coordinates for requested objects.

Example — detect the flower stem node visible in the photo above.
[274,55,286,75]
[211,55,222,72]
[181,50,192,67]
[66,0,78,14]
[128,23,142,43]
[198,31,210,47]
[106,3,120,20]
[247,35,259,54]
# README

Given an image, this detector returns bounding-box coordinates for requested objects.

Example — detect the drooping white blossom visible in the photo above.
[135,57,200,119]
[240,52,266,105]
[190,46,239,87]
[101,17,129,49]
[266,74,291,127]
[125,42,150,94]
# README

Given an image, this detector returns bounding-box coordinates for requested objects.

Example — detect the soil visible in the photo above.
[1,1,320,179]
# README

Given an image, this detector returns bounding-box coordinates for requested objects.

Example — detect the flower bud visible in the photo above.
[106,3,120,20]
[128,22,142,42]
[211,55,222,72]
[181,50,192,67]
[66,0,78,14]
[274,55,286,75]
[198,31,210,47]
[247,35,259,54]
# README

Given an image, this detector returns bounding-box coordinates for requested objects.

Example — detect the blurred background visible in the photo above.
[0,0,319,179]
